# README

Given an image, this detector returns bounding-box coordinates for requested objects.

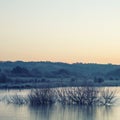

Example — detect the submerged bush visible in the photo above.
[56,88,69,104]
[70,87,98,105]
[5,87,118,106]
[6,94,28,105]
[99,88,117,106]
[28,88,56,105]
[57,87,118,106]
[57,87,99,105]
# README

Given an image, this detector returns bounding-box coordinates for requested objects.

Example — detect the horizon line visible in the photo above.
[0,60,119,65]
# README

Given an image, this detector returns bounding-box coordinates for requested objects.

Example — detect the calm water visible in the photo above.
[0,87,120,120]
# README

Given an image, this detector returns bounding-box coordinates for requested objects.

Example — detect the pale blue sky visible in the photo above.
[0,0,120,63]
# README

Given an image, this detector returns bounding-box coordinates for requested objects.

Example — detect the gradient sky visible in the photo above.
[0,0,120,64]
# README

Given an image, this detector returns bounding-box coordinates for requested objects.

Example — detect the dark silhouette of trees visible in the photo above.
[0,73,8,83]
[31,68,42,77]
[94,77,104,83]
[53,69,70,77]
[107,68,120,78]
[11,66,30,76]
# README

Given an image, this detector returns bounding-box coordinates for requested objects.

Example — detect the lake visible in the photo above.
[0,87,120,120]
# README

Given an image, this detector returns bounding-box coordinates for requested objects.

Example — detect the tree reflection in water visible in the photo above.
[28,104,115,120]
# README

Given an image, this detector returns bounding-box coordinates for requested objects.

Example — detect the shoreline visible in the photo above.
[0,82,120,90]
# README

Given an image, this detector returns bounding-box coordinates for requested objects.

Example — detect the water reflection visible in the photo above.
[0,103,30,120]
[0,102,120,120]
[27,104,117,120]
[28,105,54,120]
[0,88,120,120]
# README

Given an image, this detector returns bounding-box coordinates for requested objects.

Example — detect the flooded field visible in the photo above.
[0,87,120,120]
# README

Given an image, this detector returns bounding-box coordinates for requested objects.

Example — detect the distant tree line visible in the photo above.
[0,61,120,85]
[5,66,72,78]
[0,73,9,83]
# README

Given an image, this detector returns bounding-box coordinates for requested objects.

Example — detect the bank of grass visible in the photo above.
[5,87,118,106]
[1,77,120,89]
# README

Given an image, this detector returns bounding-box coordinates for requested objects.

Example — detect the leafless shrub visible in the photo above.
[66,87,99,105]
[56,88,69,104]
[7,94,28,105]
[4,87,118,106]
[56,87,117,106]
[99,88,117,106]
[82,87,99,105]
[28,88,56,105]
